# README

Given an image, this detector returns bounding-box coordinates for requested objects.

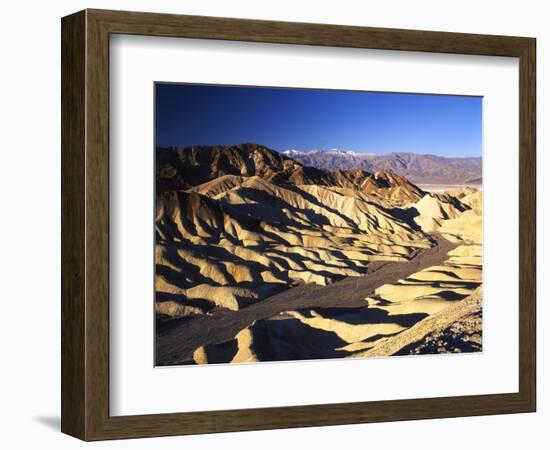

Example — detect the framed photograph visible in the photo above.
[61,9,536,440]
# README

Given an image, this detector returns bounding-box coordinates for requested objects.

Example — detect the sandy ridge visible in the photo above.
[156,234,457,365]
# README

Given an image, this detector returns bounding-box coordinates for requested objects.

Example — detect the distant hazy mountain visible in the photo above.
[281,149,482,185]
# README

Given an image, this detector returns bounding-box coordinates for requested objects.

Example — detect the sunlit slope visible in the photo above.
[186,243,482,364]
[154,145,483,364]
[155,176,431,313]
[157,143,425,207]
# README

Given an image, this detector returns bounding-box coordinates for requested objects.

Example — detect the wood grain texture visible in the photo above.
[61,8,537,441]
[61,10,86,439]
[85,10,111,439]
[518,39,536,410]
[88,8,532,56]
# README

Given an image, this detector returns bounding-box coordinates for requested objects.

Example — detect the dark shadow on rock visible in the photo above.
[155,293,215,313]
[283,184,357,228]
[226,186,333,229]
[203,338,239,364]
[254,317,349,362]
[308,306,428,328]
[389,206,420,223]
[431,290,471,301]
[156,314,197,336]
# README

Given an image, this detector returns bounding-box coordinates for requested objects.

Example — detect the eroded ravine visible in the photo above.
[156,233,458,365]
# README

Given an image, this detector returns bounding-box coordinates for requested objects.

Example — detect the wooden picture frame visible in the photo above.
[61,9,536,441]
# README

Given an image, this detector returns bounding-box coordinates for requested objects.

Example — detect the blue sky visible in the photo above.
[155,83,482,157]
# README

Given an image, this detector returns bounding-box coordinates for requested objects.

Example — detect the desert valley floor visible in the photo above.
[154,144,483,365]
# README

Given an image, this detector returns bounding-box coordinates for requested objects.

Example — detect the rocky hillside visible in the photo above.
[156,143,333,192]
[157,143,426,206]
[155,143,483,365]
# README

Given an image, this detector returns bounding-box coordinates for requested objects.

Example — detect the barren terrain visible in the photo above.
[155,144,482,365]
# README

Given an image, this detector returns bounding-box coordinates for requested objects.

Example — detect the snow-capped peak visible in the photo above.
[282,148,371,157]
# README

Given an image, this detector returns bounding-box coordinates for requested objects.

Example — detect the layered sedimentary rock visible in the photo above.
[154,144,483,365]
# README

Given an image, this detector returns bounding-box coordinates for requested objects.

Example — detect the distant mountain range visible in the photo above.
[281,149,482,185]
